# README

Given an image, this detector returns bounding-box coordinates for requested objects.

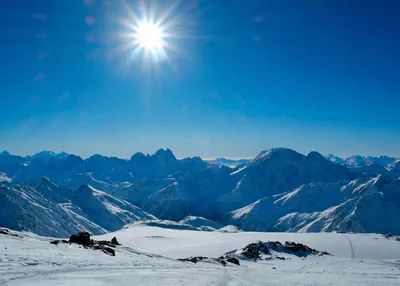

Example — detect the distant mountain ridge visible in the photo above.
[1,147,400,236]
[325,154,398,168]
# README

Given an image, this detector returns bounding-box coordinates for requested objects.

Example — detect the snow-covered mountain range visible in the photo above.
[1,148,399,236]
[325,154,398,168]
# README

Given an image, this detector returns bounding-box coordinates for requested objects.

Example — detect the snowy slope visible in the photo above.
[2,226,400,285]
[214,148,354,216]
[0,178,155,237]
[0,180,105,237]
[71,185,156,231]
[228,174,400,234]
[1,147,399,237]
[142,182,196,221]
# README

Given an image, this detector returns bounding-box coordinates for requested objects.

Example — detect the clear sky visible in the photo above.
[1,0,399,159]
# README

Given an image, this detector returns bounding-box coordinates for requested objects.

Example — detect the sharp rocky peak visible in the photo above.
[153,148,176,161]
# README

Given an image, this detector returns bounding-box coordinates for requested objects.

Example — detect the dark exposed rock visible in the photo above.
[50,239,68,245]
[69,232,92,246]
[97,240,116,248]
[111,237,120,245]
[178,240,330,266]
[241,240,331,261]
[384,233,393,239]
[216,258,227,266]
[0,228,22,238]
[102,246,115,256]
[383,233,400,242]
[178,256,229,267]
[51,232,120,256]
[227,257,240,265]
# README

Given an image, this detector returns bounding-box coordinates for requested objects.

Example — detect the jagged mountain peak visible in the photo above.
[154,148,176,161]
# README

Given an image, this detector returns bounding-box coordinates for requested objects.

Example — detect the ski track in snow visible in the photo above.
[343,234,356,259]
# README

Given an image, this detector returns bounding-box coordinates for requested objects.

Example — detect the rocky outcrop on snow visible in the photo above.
[237,241,331,260]
[178,240,330,266]
[51,232,120,256]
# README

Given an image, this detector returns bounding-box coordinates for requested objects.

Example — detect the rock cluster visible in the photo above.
[241,241,331,260]
[50,232,120,256]
[179,240,331,266]
[383,233,400,242]
[178,256,239,267]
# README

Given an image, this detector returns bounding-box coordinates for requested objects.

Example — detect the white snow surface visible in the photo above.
[0,172,11,182]
[2,225,400,285]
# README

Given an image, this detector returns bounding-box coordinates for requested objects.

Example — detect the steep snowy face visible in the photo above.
[324,154,346,165]
[0,182,105,237]
[142,182,195,221]
[225,197,283,232]
[225,180,357,232]
[60,173,119,193]
[112,177,175,207]
[389,159,400,174]
[72,185,155,231]
[215,148,353,215]
[0,178,155,237]
[345,155,368,167]
[238,174,400,234]
[35,176,73,203]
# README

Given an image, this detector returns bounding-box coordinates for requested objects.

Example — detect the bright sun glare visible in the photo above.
[135,21,165,51]
[117,2,185,64]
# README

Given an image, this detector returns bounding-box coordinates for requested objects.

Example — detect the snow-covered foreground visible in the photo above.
[2,225,400,285]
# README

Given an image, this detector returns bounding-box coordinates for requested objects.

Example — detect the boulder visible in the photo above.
[111,237,120,245]
[69,232,92,246]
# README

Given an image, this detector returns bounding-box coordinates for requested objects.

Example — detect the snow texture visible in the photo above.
[1,226,400,285]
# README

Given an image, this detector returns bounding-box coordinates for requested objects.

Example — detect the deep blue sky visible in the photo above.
[1,0,399,158]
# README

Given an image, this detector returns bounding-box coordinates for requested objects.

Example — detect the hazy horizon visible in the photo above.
[1,146,399,161]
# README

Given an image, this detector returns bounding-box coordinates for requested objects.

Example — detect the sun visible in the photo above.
[115,1,189,65]
[135,21,165,52]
